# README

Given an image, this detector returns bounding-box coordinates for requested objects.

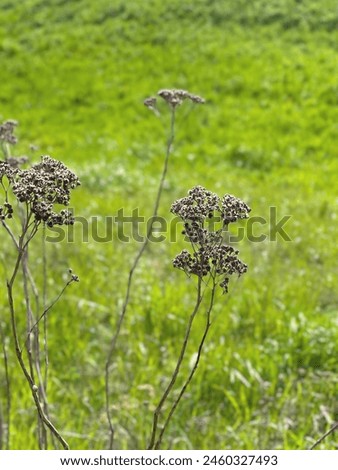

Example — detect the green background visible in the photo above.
[0,0,337,449]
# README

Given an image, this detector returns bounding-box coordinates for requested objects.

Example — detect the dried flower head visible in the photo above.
[7,156,29,168]
[144,97,157,109]
[172,186,250,293]
[157,89,205,108]
[0,201,14,221]
[221,194,251,226]
[171,185,250,227]
[144,96,160,116]
[6,155,81,226]
[13,156,80,205]
[0,161,19,182]
[0,119,18,145]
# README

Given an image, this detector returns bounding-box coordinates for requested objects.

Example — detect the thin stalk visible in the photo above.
[147,277,203,450]
[26,255,50,450]
[41,224,55,447]
[310,422,338,450]
[22,249,36,382]
[154,282,216,449]
[0,321,11,449]
[0,403,3,449]
[6,234,69,450]
[24,278,75,348]
[42,224,48,392]
[1,221,19,250]
[105,108,176,449]
[21,212,47,449]
[21,228,73,449]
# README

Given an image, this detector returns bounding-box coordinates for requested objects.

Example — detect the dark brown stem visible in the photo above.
[148,277,203,450]
[105,108,176,449]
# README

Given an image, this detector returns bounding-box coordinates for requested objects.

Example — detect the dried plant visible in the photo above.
[0,120,80,449]
[105,89,205,448]
[148,186,250,449]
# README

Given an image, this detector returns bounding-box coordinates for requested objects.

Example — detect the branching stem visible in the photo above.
[154,282,216,449]
[148,278,204,450]
[6,225,69,450]
[105,109,176,449]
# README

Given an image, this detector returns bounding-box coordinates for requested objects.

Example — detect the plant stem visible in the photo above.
[24,279,74,346]
[0,321,11,449]
[22,249,36,382]
[20,210,47,449]
[310,422,338,450]
[105,108,176,449]
[42,224,48,393]
[1,220,19,249]
[154,282,216,449]
[147,277,203,450]
[6,235,69,450]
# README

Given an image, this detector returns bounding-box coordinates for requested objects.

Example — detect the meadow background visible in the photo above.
[0,0,337,450]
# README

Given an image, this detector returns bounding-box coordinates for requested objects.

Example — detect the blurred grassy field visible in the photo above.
[0,0,337,449]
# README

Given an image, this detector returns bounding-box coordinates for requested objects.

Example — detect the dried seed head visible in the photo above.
[7,156,29,168]
[221,194,251,225]
[144,97,157,109]
[13,155,80,206]
[157,89,205,108]
[0,161,19,182]
[171,185,220,222]
[5,155,81,226]
[0,202,14,220]
[172,186,250,293]
[0,119,18,145]
[144,96,160,116]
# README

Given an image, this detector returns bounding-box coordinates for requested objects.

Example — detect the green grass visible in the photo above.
[0,0,337,449]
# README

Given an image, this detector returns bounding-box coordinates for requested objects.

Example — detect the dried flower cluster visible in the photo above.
[171,186,250,293]
[7,155,29,168]
[1,156,80,227]
[0,161,18,182]
[144,89,205,111]
[0,119,18,145]
[0,201,13,221]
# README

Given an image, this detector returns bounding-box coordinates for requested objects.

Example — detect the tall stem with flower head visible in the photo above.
[105,89,205,449]
[148,186,250,449]
[1,124,80,450]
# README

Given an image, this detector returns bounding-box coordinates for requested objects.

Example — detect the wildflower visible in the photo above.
[7,156,29,168]
[13,156,80,206]
[0,202,14,220]
[144,97,160,116]
[0,160,19,182]
[221,194,251,226]
[0,119,18,145]
[172,186,250,294]
[171,185,220,222]
[154,89,205,108]
[4,155,81,226]
[144,97,157,109]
